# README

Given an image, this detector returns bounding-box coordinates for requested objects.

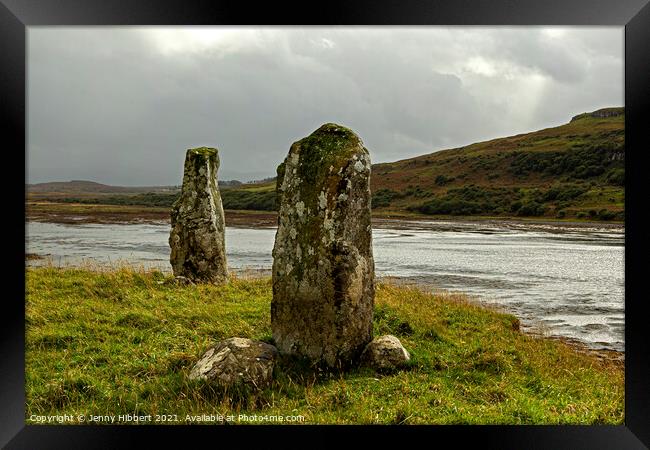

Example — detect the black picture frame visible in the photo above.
[3,0,649,448]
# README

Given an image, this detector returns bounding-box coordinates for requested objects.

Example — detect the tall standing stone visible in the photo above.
[169,147,228,283]
[271,124,375,368]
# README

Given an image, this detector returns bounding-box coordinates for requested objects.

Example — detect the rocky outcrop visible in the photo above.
[271,123,375,369]
[571,107,624,122]
[188,337,278,389]
[169,147,228,284]
[360,335,410,370]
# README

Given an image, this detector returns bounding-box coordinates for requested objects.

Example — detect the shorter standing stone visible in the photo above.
[360,335,410,370]
[169,147,228,283]
[188,338,278,389]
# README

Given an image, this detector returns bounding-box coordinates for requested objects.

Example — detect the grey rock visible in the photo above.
[188,337,278,389]
[360,335,410,370]
[271,123,375,368]
[169,147,228,284]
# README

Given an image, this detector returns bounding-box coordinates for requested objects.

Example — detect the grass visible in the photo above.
[25,266,624,425]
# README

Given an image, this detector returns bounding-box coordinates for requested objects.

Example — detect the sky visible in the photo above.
[28,27,623,186]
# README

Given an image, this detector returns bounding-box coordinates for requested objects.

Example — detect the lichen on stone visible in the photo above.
[188,337,278,389]
[169,147,228,284]
[271,123,375,369]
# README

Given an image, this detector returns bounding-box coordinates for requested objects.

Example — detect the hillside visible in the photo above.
[27,108,625,221]
[27,180,180,196]
[370,107,624,220]
[185,107,625,221]
[27,179,242,196]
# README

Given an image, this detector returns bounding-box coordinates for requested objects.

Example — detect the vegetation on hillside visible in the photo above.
[26,266,623,425]
[371,108,624,220]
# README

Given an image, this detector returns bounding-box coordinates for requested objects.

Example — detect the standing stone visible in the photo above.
[169,147,228,283]
[271,123,375,368]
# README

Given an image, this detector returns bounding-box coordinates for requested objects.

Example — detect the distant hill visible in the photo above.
[27,180,180,195]
[28,107,625,221]
[27,179,243,195]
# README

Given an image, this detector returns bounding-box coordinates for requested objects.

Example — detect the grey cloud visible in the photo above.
[28,27,623,186]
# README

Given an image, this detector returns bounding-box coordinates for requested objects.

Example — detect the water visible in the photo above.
[26,220,625,352]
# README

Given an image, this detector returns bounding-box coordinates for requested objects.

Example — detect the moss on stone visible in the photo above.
[296,124,360,187]
[289,124,362,219]
[186,148,219,175]
[188,147,219,157]
[276,161,286,207]
[295,124,366,281]
[275,123,365,282]
[272,123,373,367]
[170,145,227,283]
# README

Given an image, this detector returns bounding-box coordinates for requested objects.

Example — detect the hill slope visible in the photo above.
[226,107,625,220]
[370,107,624,220]
[27,180,180,195]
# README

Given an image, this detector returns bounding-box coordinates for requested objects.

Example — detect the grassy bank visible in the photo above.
[26,267,623,425]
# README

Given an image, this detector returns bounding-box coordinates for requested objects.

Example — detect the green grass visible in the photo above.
[26,266,623,425]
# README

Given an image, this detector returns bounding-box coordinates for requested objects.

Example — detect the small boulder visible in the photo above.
[360,335,410,370]
[188,337,278,389]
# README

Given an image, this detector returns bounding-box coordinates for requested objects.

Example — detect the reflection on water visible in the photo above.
[26,221,624,352]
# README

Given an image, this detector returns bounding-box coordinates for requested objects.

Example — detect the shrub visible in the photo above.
[606,168,625,186]
[510,201,522,213]
[517,201,545,217]
[435,174,454,186]
[509,144,624,181]
[221,190,277,211]
[371,188,401,208]
[542,184,588,203]
[597,209,617,221]
[405,186,431,198]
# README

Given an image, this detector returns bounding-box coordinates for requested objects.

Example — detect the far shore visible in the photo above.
[27,201,624,232]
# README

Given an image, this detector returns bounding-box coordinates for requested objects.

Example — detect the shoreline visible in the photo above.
[26,204,624,233]
[378,275,624,365]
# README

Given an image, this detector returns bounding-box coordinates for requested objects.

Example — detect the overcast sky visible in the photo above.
[28,27,623,186]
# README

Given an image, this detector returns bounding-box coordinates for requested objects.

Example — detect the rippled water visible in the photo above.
[26,221,624,352]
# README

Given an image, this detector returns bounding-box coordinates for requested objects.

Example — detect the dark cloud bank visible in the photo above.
[28,27,623,185]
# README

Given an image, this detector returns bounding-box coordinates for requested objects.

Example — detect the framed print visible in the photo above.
[2,0,649,448]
